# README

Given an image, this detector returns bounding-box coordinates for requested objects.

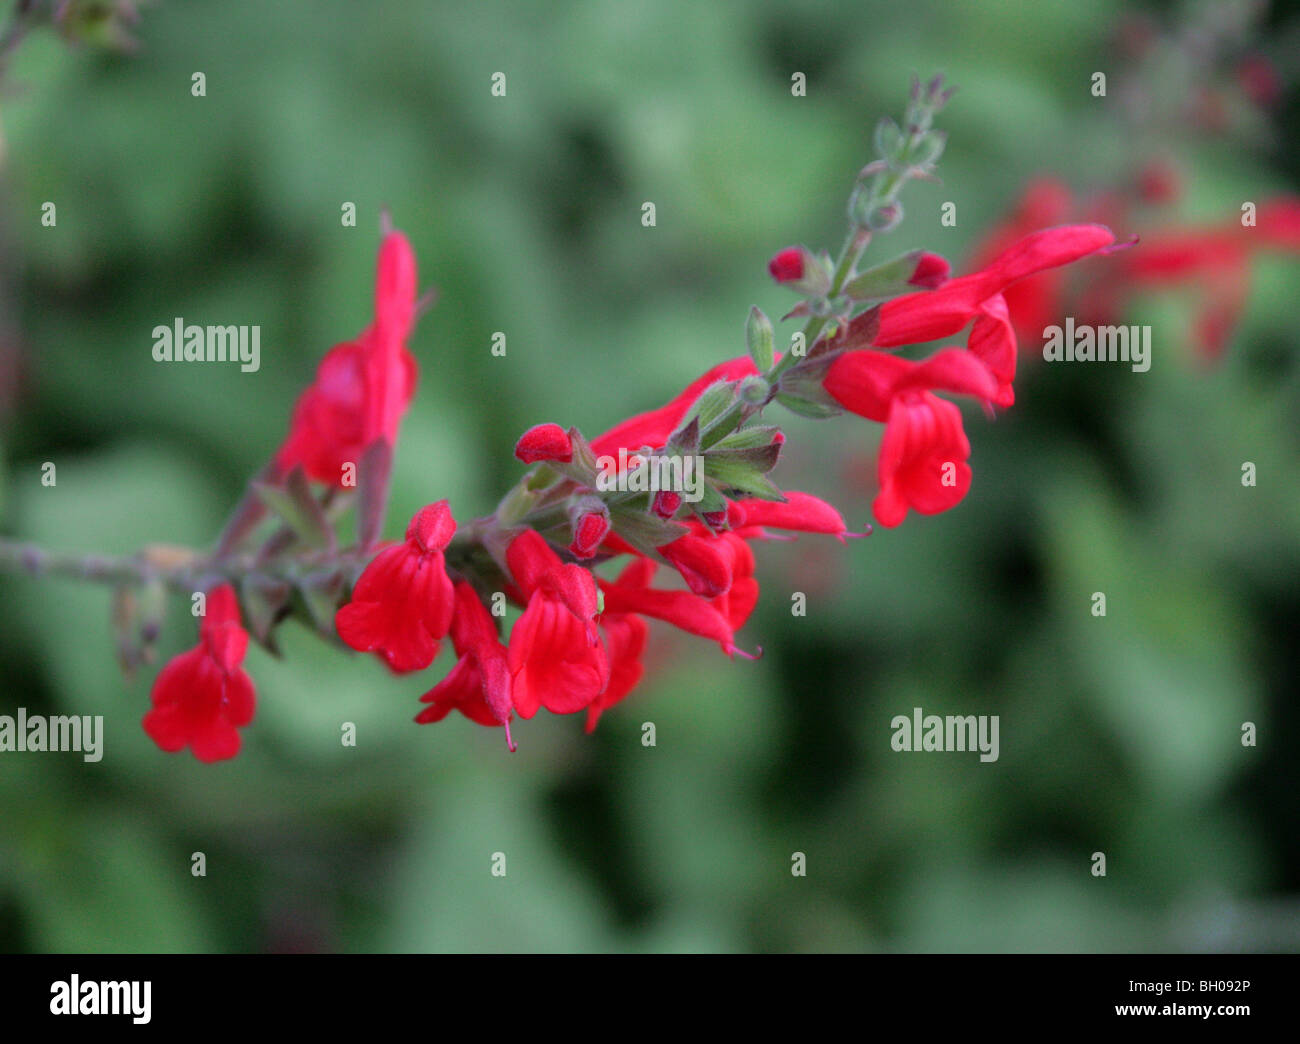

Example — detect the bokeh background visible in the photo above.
[0,0,1297,952]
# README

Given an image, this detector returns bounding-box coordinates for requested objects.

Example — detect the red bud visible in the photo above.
[768,247,805,284]
[515,423,573,464]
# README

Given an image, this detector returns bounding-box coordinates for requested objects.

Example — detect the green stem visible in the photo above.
[0,538,374,593]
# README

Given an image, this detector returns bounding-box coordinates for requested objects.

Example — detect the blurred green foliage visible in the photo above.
[0,0,1297,952]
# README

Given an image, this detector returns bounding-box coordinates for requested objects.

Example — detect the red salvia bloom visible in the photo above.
[974,179,1300,361]
[276,229,420,485]
[824,347,1001,526]
[505,529,608,718]
[705,531,759,635]
[873,392,973,527]
[585,611,649,733]
[865,223,1118,350]
[335,501,456,672]
[728,490,854,541]
[142,584,256,763]
[658,531,734,598]
[597,555,754,659]
[416,581,516,751]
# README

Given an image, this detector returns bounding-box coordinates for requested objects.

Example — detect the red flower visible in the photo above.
[659,531,734,598]
[824,348,1000,527]
[276,230,420,485]
[515,423,573,464]
[417,581,516,751]
[597,556,752,658]
[873,393,972,527]
[335,501,456,672]
[823,222,1115,409]
[864,223,1118,351]
[142,584,256,763]
[768,247,806,283]
[585,611,649,733]
[729,490,854,541]
[505,530,608,717]
[975,180,1300,362]
[706,532,759,634]
[824,346,1000,422]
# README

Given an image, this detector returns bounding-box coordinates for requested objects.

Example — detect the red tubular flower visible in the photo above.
[873,393,972,527]
[964,179,1075,344]
[506,530,608,718]
[864,223,1118,350]
[1109,200,1300,359]
[515,423,573,464]
[276,229,420,485]
[142,584,256,763]
[417,581,516,751]
[597,557,752,658]
[585,612,649,733]
[977,181,1300,362]
[706,532,759,634]
[729,490,854,541]
[823,346,1001,422]
[335,501,456,673]
[658,531,733,598]
[823,348,999,527]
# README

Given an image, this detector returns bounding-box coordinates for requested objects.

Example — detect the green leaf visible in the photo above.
[873,116,904,160]
[713,425,781,450]
[296,568,347,638]
[609,503,688,553]
[240,573,293,650]
[842,251,925,302]
[775,392,843,419]
[705,443,784,500]
[252,467,334,551]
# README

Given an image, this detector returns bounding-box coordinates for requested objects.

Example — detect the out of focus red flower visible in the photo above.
[972,177,1300,362]
[142,584,255,763]
[416,581,516,750]
[276,230,420,484]
[506,529,608,717]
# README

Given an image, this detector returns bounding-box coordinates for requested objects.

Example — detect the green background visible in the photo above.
[0,0,1297,952]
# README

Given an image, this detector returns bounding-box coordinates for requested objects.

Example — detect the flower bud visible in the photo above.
[868,201,904,233]
[907,252,950,289]
[738,375,771,405]
[652,490,682,520]
[767,246,831,297]
[568,498,610,560]
[515,423,573,464]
